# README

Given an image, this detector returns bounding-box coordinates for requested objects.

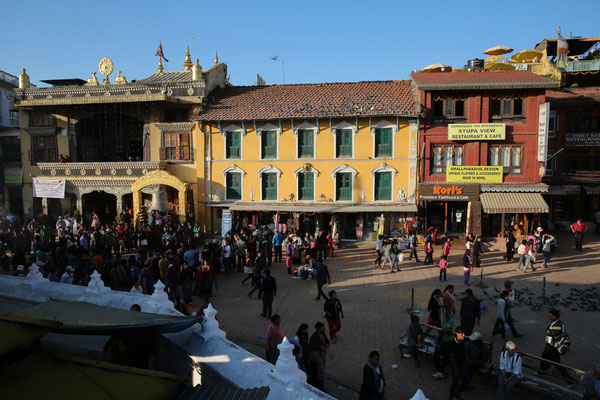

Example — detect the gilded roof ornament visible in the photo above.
[98,57,114,85]
[114,71,127,85]
[157,57,164,73]
[85,72,99,86]
[183,46,193,71]
[213,51,219,67]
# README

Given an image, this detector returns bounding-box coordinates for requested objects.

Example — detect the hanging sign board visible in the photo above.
[448,123,505,140]
[33,178,65,198]
[446,166,503,183]
[537,102,550,162]
[221,209,233,236]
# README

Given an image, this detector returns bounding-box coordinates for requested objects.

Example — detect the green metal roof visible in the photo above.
[0,313,62,356]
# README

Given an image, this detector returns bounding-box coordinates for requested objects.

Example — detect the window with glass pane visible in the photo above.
[548,111,557,138]
[226,172,242,200]
[30,113,54,127]
[226,131,241,159]
[32,135,56,162]
[298,172,314,200]
[161,133,190,160]
[489,145,522,174]
[336,129,352,157]
[375,128,392,157]
[431,145,463,173]
[336,173,352,201]
[261,130,277,159]
[298,129,314,158]
[375,172,392,201]
[262,173,277,200]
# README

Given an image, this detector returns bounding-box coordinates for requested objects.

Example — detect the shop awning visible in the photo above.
[584,186,600,195]
[480,192,549,214]
[220,201,417,213]
[547,186,567,195]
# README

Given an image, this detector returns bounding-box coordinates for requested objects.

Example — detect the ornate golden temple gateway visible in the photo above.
[13,49,227,226]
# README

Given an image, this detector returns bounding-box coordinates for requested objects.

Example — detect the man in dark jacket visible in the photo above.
[537,308,572,385]
[472,236,483,268]
[260,268,277,318]
[315,258,331,301]
[360,350,385,400]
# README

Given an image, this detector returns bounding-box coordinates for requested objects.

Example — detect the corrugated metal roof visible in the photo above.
[173,384,270,400]
[137,71,194,84]
[0,353,185,400]
[0,312,62,356]
[480,192,549,214]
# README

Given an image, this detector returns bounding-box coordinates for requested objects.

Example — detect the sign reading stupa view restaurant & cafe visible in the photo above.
[448,123,506,140]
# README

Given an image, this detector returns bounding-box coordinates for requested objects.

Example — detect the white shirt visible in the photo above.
[60,272,74,284]
[499,350,522,378]
[496,298,506,320]
[376,239,383,251]
[223,245,231,258]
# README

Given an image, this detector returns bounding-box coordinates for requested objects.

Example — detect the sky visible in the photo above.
[2,0,599,87]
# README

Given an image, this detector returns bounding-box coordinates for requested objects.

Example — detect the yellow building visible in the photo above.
[13,49,226,225]
[195,81,419,240]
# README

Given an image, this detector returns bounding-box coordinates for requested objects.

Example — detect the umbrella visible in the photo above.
[483,45,514,56]
[485,55,508,63]
[484,61,516,71]
[511,49,543,63]
[420,63,452,73]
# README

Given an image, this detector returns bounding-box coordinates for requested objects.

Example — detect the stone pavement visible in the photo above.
[196,231,600,400]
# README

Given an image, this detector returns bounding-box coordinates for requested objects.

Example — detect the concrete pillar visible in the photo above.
[75,193,83,213]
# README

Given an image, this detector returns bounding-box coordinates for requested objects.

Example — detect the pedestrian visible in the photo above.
[505,230,516,262]
[498,341,522,400]
[260,268,277,318]
[381,241,393,270]
[409,232,420,262]
[307,321,330,391]
[289,323,310,371]
[581,364,600,400]
[180,262,194,302]
[390,240,400,273]
[463,248,473,285]
[492,291,522,339]
[359,350,385,400]
[542,234,554,269]
[472,236,483,268]
[60,265,74,284]
[402,314,424,367]
[448,326,470,400]
[460,289,480,336]
[265,314,283,364]
[315,258,331,301]
[272,230,283,263]
[424,236,434,265]
[439,254,448,282]
[571,218,587,251]
[537,308,572,385]
[248,253,264,299]
[427,289,443,327]
[442,237,451,257]
[242,253,253,284]
[515,240,527,271]
[522,239,536,273]
[326,233,335,258]
[324,290,344,343]
[373,235,383,267]
[443,285,457,327]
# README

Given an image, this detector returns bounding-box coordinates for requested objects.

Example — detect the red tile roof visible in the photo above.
[410,70,559,91]
[194,81,418,121]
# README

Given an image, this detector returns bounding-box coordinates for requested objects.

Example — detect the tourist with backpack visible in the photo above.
[498,341,522,400]
[537,308,572,386]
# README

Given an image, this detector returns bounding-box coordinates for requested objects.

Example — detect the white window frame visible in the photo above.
[223,124,244,160]
[222,164,246,201]
[258,164,282,201]
[294,164,319,201]
[370,163,397,202]
[293,120,317,159]
[331,164,357,202]
[257,122,281,160]
[370,119,397,159]
[548,111,558,139]
[332,120,357,159]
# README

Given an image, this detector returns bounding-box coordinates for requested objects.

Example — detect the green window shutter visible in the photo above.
[336,172,352,200]
[299,172,314,200]
[375,172,392,200]
[226,172,242,200]
[375,128,392,157]
[298,129,314,158]
[262,130,277,159]
[226,132,241,159]
[336,129,352,157]
[262,172,277,200]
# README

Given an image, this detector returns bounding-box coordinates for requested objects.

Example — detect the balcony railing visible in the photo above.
[376,144,392,157]
[337,145,352,157]
[37,161,164,178]
[376,188,391,201]
[299,187,314,200]
[337,187,352,201]
[263,187,277,200]
[263,146,277,158]
[299,145,314,158]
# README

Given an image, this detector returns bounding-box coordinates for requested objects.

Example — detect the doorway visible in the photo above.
[82,191,116,225]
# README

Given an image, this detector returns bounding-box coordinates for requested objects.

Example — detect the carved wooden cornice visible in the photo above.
[154,122,194,133]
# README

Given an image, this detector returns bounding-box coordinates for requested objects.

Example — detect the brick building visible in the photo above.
[411,70,559,237]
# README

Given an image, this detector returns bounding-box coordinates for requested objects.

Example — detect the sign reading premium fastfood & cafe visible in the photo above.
[446,166,503,183]
[448,123,505,140]
[419,183,479,201]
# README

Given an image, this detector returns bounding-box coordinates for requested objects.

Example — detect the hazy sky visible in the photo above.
[2,0,599,87]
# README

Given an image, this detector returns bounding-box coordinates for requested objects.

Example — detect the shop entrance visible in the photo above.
[82,191,116,226]
[427,201,468,236]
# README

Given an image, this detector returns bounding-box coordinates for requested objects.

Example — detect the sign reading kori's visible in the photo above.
[419,183,479,201]
[446,166,503,183]
[448,123,505,141]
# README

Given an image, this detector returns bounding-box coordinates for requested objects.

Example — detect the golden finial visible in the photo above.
[114,71,127,84]
[192,58,202,81]
[213,51,219,67]
[157,57,164,73]
[183,45,193,71]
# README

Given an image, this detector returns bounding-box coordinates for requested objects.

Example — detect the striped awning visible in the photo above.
[584,186,600,195]
[480,192,549,214]
[547,186,567,195]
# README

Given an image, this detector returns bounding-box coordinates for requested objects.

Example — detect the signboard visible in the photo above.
[32,178,65,198]
[565,59,600,73]
[537,102,550,162]
[419,183,479,201]
[466,201,472,236]
[221,209,233,236]
[446,166,503,183]
[4,169,22,185]
[448,123,505,141]
[565,132,600,147]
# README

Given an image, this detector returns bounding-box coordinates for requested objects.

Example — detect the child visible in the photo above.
[439,254,448,281]
[286,252,293,274]
[463,248,473,286]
